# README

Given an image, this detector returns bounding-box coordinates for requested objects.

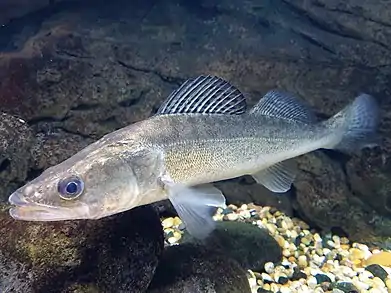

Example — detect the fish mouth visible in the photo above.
[8,191,90,222]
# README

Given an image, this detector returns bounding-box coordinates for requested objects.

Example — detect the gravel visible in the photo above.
[160,203,391,293]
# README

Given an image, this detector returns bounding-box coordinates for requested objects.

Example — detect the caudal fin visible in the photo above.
[324,93,380,152]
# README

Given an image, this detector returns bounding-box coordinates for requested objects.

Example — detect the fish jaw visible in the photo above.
[8,191,92,221]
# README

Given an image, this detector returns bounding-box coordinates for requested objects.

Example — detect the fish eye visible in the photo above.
[57,176,85,200]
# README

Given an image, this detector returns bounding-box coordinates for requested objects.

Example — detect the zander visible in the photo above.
[8,75,379,239]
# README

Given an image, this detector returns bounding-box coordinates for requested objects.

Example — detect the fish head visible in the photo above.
[8,145,165,222]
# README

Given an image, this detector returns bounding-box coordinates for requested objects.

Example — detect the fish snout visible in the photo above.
[8,190,30,207]
[8,187,91,221]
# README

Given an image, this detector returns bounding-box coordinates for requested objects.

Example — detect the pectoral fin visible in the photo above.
[162,180,226,239]
[251,159,297,193]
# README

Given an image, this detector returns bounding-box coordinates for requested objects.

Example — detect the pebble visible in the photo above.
[277,275,289,285]
[261,273,274,284]
[292,267,307,281]
[298,255,308,268]
[315,273,332,284]
[161,217,175,229]
[226,213,239,221]
[167,231,182,244]
[307,275,318,289]
[366,264,389,282]
[264,262,275,274]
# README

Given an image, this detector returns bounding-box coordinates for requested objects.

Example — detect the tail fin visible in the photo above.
[324,93,380,152]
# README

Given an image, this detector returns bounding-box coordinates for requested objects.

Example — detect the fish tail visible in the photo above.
[323,93,380,152]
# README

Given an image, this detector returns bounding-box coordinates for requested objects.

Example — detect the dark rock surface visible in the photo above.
[0,113,34,203]
[0,206,164,293]
[0,2,391,290]
[147,243,252,293]
[181,221,283,272]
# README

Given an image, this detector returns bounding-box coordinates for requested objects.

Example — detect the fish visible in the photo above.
[8,75,379,239]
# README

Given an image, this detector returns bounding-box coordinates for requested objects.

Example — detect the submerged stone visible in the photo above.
[147,243,251,293]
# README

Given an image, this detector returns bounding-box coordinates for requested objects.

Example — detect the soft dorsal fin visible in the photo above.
[250,90,317,124]
[156,75,247,115]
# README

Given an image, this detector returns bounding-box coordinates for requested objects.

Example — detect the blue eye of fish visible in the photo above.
[57,176,84,200]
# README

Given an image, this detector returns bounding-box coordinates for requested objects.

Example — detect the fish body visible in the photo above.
[8,75,380,239]
[140,113,327,185]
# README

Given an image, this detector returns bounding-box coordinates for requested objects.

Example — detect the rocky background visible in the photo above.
[1,0,391,292]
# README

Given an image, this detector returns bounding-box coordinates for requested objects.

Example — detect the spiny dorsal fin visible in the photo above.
[250,90,317,124]
[156,75,247,115]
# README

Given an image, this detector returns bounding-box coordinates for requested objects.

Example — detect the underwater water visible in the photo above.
[1,0,391,292]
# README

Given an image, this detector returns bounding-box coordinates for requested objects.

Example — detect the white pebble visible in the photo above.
[312,255,325,266]
[307,276,318,289]
[332,235,341,246]
[264,262,275,274]
[325,272,336,282]
[290,230,298,239]
[167,236,179,244]
[239,210,251,218]
[227,213,239,221]
[248,276,257,288]
[240,204,248,210]
[341,266,357,278]
[309,267,323,276]
[352,278,370,291]
[261,273,273,283]
[279,287,291,293]
[368,289,385,293]
[358,270,374,282]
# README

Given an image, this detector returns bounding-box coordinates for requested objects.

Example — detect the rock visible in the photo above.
[0,251,35,293]
[294,151,391,246]
[0,206,164,292]
[147,243,251,293]
[0,0,52,25]
[61,283,100,293]
[181,221,282,272]
[0,113,34,202]
[0,0,85,26]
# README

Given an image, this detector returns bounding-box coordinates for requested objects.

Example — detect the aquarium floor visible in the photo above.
[161,204,391,293]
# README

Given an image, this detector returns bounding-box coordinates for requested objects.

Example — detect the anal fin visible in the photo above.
[251,159,297,193]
